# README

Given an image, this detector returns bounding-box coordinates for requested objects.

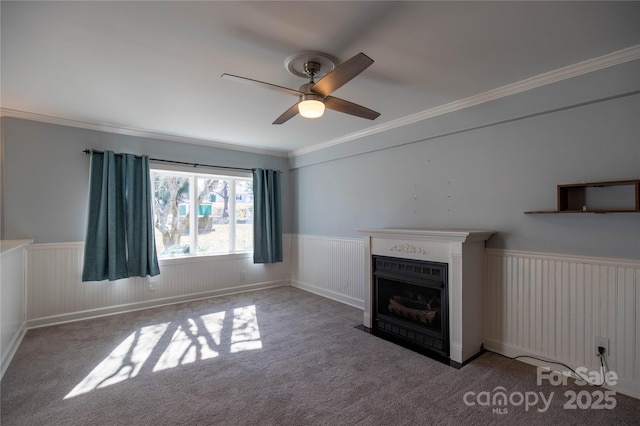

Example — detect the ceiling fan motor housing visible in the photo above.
[299,82,321,97]
[299,93,324,103]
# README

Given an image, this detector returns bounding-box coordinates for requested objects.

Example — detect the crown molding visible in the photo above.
[3,45,638,161]
[290,44,640,158]
[0,109,289,158]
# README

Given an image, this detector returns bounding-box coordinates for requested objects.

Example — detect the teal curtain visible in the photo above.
[253,169,282,263]
[82,151,160,281]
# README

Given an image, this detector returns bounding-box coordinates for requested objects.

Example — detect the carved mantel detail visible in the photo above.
[389,243,427,255]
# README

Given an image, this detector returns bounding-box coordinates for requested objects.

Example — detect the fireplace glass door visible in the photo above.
[373,256,449,357]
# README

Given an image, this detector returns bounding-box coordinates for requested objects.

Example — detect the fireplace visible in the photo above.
[357,228,494,367]
[373,255,449,359]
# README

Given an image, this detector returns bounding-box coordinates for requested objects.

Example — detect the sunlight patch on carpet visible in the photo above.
[65,305,263,399]
[152,312,225,372]
[64,322,169,399]
[231,305,262,353]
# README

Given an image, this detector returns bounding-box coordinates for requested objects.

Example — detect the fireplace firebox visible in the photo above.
[373,255,449,360]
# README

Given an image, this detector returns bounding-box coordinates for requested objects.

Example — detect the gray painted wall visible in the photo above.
[3,60,639,259]
[290,62,640,259]
[2,118,290,243]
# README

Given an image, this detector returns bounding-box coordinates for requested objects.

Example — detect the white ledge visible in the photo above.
[0,239,34,256]
[356,228,494,243]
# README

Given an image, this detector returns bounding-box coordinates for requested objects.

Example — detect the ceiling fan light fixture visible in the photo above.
[298,99,325,118]
[298,94,325,118]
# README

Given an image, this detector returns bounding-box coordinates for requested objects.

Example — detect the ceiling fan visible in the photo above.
[221,52,380,124]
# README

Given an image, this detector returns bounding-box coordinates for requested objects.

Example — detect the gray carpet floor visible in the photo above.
[1,286,639,425]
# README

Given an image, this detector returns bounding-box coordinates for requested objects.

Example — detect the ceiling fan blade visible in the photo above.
[221,73,302,97]
[311,52,374,96]
[324,96,380,120]
[272,103,300,125]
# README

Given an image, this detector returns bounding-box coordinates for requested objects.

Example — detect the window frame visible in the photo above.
[150,164,253,260]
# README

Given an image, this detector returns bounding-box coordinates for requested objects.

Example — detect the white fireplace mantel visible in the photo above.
[356,228,494,366]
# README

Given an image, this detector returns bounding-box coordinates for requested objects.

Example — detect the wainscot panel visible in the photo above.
[25,236,290,327]
[1,240,32,379]
[484,248,639,399]
[289,234,365,309]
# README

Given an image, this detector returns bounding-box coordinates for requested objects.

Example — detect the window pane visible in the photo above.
[152,169,253,258]
[197,178,230,254]
[152,173,191,256]
[235,180,253,251]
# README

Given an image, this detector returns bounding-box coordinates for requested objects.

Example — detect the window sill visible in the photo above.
[158,251,252,266]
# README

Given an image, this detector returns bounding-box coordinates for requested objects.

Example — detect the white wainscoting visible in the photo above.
[1,240,32,379]
[18,234,640,398]
[289,234,365,309]
[484,248,640,398]
[25,236,290,327]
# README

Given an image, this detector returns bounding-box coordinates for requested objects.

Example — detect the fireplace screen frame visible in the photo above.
[372,255,449,358]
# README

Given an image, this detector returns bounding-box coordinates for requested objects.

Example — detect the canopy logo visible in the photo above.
[463,366,618,415]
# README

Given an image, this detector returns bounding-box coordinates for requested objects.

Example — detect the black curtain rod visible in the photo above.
[83,149,258,173]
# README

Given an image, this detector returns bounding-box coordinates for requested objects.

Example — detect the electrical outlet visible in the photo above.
[343,278,349,288]
[240,270,246,281]
[148,283,156,291]
[595,336,609,357]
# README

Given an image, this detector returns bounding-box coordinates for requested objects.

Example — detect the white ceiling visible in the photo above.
[2,1,639,156]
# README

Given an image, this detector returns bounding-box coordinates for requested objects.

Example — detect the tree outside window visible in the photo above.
[151,170,253,257]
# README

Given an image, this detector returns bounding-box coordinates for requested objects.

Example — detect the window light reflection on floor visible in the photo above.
[153,312,224,372]
[64,305,262,399]
[64,322,170,399]
[230,305,263,353]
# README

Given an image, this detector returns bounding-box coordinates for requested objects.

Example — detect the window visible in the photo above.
[151,168,253,258]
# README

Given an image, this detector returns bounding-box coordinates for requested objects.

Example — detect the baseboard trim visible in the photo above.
[1,323,27,380]
[290,280,364,310]
[484,339,640,400]
[26,281,287,329]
